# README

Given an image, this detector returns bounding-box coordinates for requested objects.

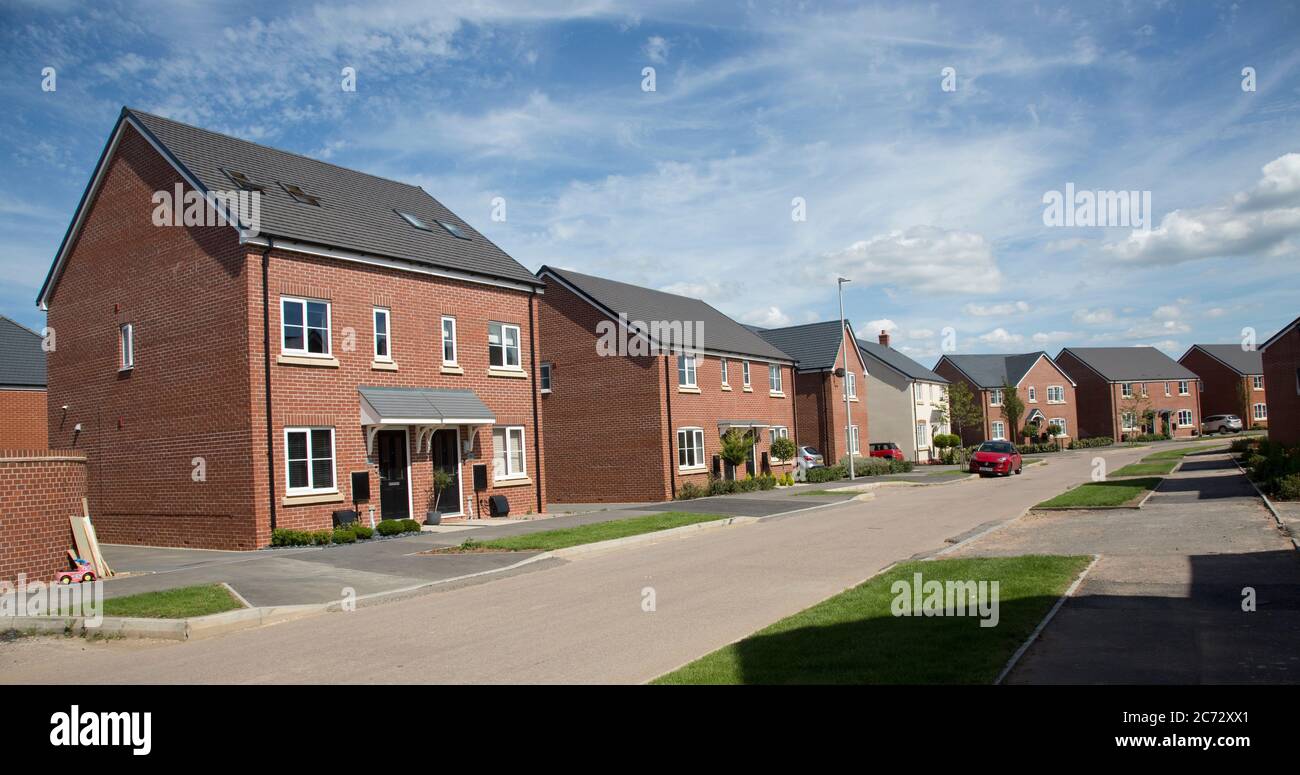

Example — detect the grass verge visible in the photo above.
[1034,477,1162,509]
[100,584,244,619]
[1111,460,1177,476]
[433,512,730,553]
[1143,444,1223,461]
[653,555,1091,684]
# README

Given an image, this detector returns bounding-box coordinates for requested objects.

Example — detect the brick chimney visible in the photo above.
[878,329,891,348]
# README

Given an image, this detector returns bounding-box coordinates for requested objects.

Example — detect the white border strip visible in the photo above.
[994,553,1100,685]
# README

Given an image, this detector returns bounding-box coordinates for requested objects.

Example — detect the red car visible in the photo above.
[969,441,1022,477]
[869,442,904,461]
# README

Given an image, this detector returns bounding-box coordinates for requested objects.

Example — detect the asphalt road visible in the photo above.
[1,443,1165,684]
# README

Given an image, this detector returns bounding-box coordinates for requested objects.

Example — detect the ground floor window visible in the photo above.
[493,426,526,480]
[915,421,928,449]
[769,426,789,460]
[285,427,335,493]
[1121,412,1137,431]
[991,420,1005,440]
[849,425,860,454]
[1177,409,1193,427]
[1253,403,1267,421]
[678,427,705,469]
[1049,418,1067,435]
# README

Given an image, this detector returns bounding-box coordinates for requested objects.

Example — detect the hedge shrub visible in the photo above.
[676,481,706,500]
[376,518,422,537]
[1068,436,1114,449]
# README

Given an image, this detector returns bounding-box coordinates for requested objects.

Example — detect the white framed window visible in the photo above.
[1253,375,1264,390]
[1139,382,1148,397]
[285,427,335,494]
[373,308,391,361]
[1253,403,1267,420]
[1120,382,1133,398]
[1121,412,1137,431]
[1047,385,1065,403]
[1178,380,1189,396]
[720,358,729,386]
[990,388,1003,406]
[441,316,457,364]
[991,420,1006,440]
[119,323,134,370]
[915,420,928,449]
[847,371,857,398]
[1177,409,1193,427]
[678,354,698,387]
[742,360,751,387]
[1164,382,1170,397]
[1049,418,1067,435]
[677,427,705,469]
[1027,386,1037,403]
[769,363,782,393]
[769,426,789,460]
[492,426,527,480]
[540,363,552,393]
[849,425,860,455]
[489,322,521,369]
[281,297,331,356]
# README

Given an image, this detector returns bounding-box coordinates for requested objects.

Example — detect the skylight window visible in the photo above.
[221,168,264,192]
[436,219,470,240]
[395,210,431,231]
[278,182,320,206]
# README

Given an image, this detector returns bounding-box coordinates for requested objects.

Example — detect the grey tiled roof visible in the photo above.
[857,340,948,384]
[1057,347,1198,381]
[123,109,541,288]
[938,353,1046,388]
[1185,344,1264,375]
[538,266,794,362]
[754,321,847,371]
[0,316,45,388]
[359,386,495,423]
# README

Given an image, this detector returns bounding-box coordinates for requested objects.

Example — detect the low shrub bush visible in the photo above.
[735,476,760,493]
[309,530,333,545]
[676,481,705,500]
[1069,436,1114,449]
[376,518,422,537]
[708,476,737,496]
[807,464,847,483]
[1019,442,1063,454]
[1276,473,1300,501]
[353,524,374,540]
[332,526,357,544]
[271,528,314,547]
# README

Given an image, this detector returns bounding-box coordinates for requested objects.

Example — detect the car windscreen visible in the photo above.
[978,442,1014,453]
[804,447,820,455]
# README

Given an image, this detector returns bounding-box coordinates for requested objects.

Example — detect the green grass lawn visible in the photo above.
[654,555,1091,684]
[1034,477,1162,508]
[1143,444,1223,461]
[1111,460,1178,476]
[100,584,244,619]
[444,512,730,552]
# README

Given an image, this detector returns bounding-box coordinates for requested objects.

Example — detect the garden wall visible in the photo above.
[0,450,86,584]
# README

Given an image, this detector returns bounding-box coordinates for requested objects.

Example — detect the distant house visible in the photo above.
[1055,347,1201,439]
[0,316,47,448]
[1178,344,1267,428]
[753,320,870,466]
[856,330,950,462]
[537,266,796,502]
[1260,316,1300,446]
[933,352,1077,446]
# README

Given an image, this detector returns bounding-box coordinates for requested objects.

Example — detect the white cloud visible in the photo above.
[1073,307,1116,325]
[865,318,898,334]
[1123,319,1190,338]
[822,227,1002,295]
[978,327,1024,346]
[1031,331,1074,344]
[740,306,792,328]
[909,328,935,339]
[1152,304,1182,320]
[964,300,1029,317]
[642,35,670,64]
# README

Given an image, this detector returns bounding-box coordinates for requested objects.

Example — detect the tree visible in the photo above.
[947,381,982,442]
[1237,379,1252,424]
[1118,389,1152,442]
[1000,381,1025,442]
[719,428,753,480]
[770,435,797,464]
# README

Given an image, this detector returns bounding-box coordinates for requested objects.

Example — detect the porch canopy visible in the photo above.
[359,386,495,454]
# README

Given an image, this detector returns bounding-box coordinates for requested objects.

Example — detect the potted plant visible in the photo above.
[426,468,454,525]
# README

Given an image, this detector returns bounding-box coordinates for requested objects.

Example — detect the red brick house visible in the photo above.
[753,320,869,466]
[1178,344,1267,429]
[1055,347,1201,440]
[933,352,1078,446]
[38,108,546,550]
[537,267,796,502]
[0,316,47,449]
[1260,316,1300,446]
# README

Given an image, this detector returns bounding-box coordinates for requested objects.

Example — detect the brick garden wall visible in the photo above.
[1263,326,1299,446]
[0,389,48,449]
[0,450,86,583]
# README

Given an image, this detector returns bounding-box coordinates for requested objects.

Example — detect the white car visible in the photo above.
[1200,414,1243,434]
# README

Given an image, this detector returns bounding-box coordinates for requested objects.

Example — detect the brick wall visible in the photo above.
[1055,351,1114,440]
[791,328,868,464]
[1263,326,1299,446]
[1016,356,1079,442]
[0,389,48,448]
[931,361,986,446]
[0,450,86,583]
[1180,348,1267,428]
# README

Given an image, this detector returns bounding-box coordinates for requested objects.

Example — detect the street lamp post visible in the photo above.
[838,277,855,480]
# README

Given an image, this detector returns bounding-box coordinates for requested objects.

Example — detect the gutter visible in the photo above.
[664,355,677,498]
[528,292,544,514]
[261,240,277,533]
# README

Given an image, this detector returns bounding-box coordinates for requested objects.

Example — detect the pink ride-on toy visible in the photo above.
[56,557,97,585]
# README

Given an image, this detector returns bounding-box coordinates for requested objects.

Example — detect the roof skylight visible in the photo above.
[221,168,264,192]
[278,182,320,206]
[436,219,470,240]
[395,210,432,231]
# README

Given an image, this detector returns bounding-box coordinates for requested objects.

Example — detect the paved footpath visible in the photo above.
[952,449,1300,683]
[2,443,1163,684]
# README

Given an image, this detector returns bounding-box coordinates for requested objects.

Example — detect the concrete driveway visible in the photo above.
[0,440,1161,684]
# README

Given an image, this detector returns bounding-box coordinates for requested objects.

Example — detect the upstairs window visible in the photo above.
[119,323,134,370]
[1253,375,1264,390]
[720,358,729,386]
[678,354,698,387]
[847,371,857,398]
[441,317,457,364]
[540,363,552,393]
[990,388,1003,406]
[1120,383,1133,398]
[1027,386,1037,402]
[281,297,331,356]
[373,308,390,361]
[489,322,520,369]
[769,364,782,393]
[1178,380,1190,396]
[1047,385,1065,403]
[742,360,751,387]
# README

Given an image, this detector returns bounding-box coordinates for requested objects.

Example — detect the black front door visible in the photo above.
[430,429,461,514]
[745,431,757,477]
[376,430,409,520]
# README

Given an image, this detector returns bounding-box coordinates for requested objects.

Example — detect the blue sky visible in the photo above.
[2,0,1298,366]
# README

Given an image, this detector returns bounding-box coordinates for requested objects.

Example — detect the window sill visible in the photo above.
[742,386,753,392]
[721,385,732,391]
[441,363,465,375]
[492,476,532,488]
[678,386,701,394]
[118,366,134,374]
[281,491,343,507]
[678,465,706,473]
[488,367,527,379]
[371,360,398,371]
[278,354,339,368]
[848,396,858,402]
[769,391,786,398]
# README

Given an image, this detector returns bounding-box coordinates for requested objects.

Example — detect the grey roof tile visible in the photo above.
[754,321,846,371]
[1057,347,1198,381]
[857,340,948,384]
[1185,344,1264,375]
[0,316,45,388]
[938,352,1048,388]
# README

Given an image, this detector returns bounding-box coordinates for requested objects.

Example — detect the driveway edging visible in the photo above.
[1231,454,1299,550]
